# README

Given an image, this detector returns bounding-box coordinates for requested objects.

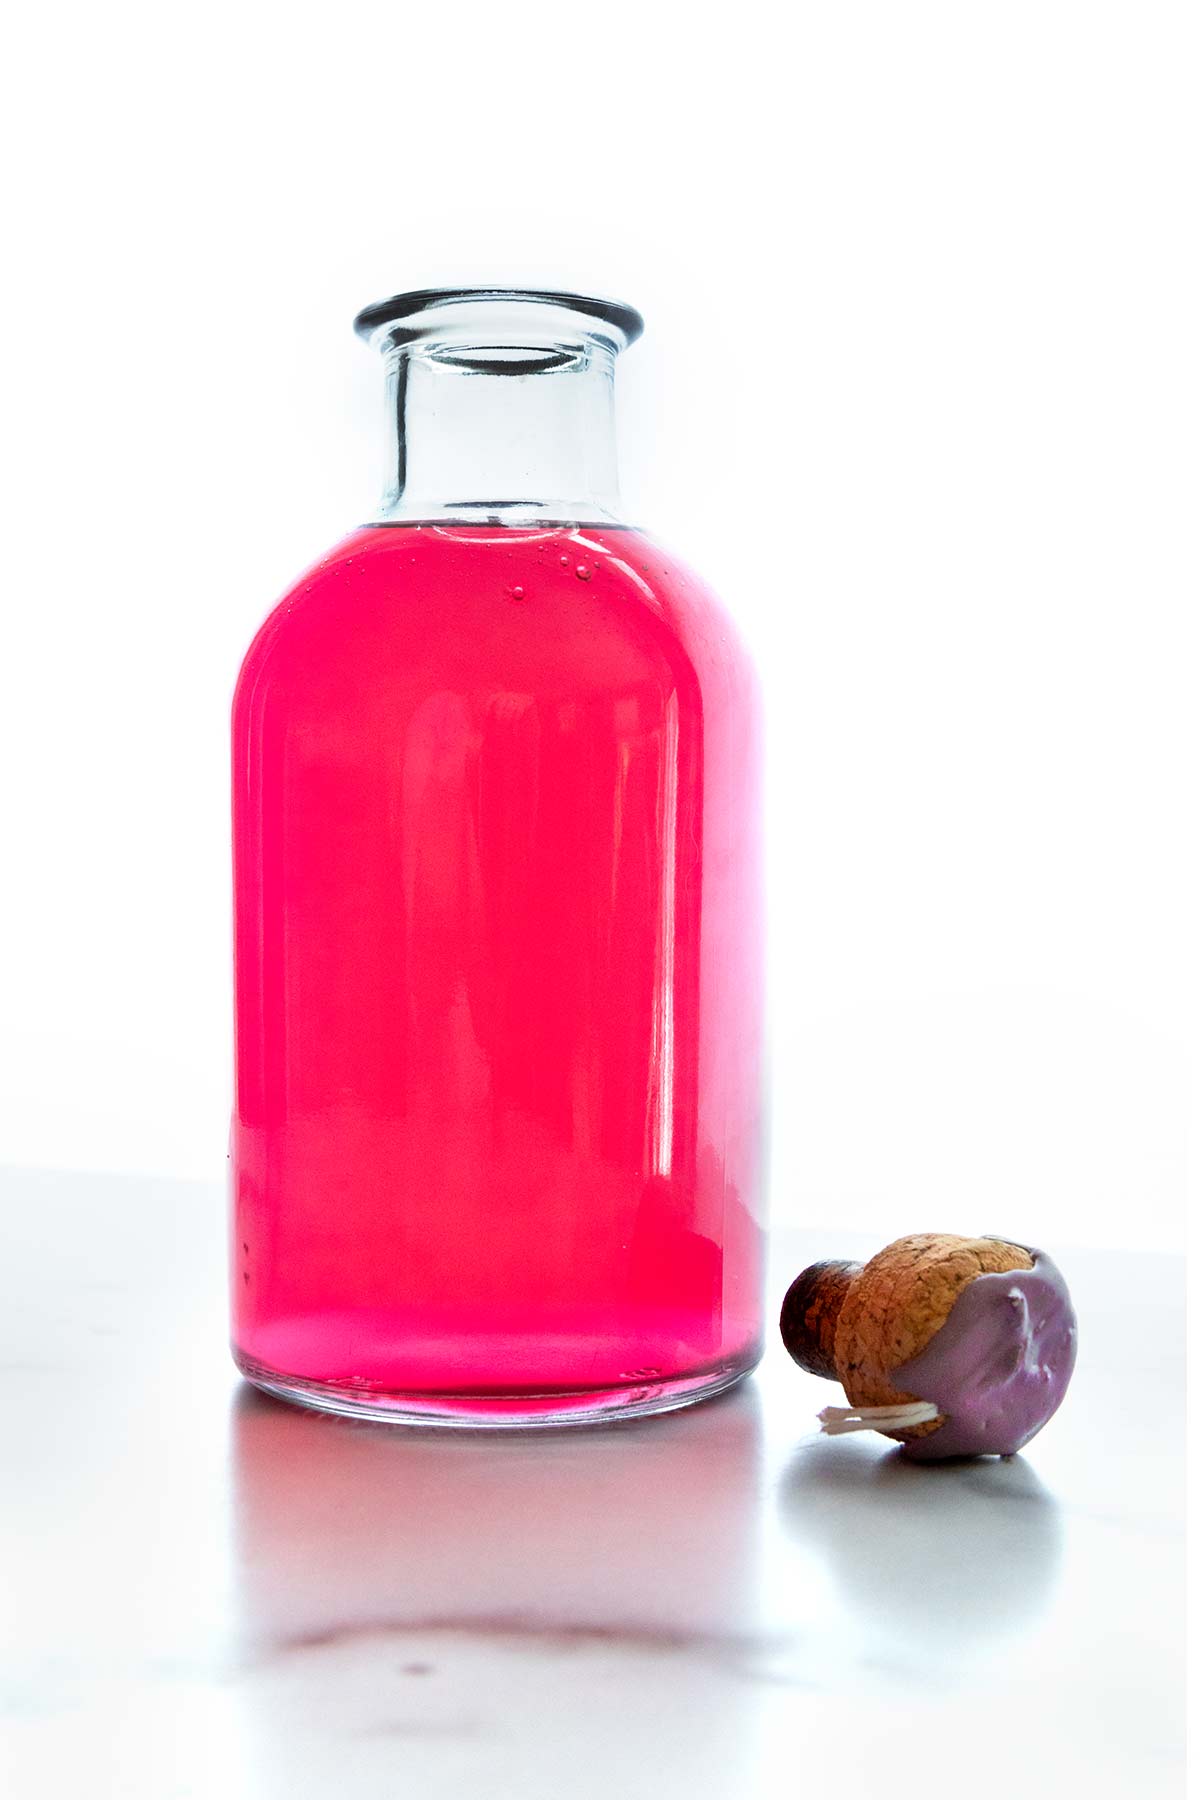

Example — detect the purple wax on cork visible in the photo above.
[892,1248,1078,1461]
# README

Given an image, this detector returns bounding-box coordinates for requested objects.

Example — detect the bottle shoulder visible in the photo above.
[234,523,757,715]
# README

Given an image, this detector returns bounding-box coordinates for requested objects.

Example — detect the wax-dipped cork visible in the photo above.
[780,1233,1077,1461]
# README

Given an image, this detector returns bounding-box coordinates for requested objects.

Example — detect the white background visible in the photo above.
[1,3,1194,1252]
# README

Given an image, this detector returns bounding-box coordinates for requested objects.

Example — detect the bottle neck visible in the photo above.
[375,337,623,527]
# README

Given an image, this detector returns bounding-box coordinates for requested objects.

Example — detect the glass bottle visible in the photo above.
[231,288,765,1425]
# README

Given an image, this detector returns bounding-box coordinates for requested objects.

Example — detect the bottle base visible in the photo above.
[233,1348,760,1429]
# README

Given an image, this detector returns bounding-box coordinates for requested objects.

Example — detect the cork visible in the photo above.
[782,1233,1035,1445]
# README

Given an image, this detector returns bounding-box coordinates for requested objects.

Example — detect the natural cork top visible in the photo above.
[778,1258,860,1381]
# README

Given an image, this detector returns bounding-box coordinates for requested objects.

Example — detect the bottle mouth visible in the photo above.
[353,287,644,358]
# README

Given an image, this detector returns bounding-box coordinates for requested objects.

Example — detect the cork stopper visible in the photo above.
[779,1233,1059,1453]
[834,1233,1034,1415]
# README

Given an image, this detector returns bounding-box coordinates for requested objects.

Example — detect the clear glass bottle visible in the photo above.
[231,288,765,1424]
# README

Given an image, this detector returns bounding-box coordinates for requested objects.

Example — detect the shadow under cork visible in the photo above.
[778,1432,1064,1647]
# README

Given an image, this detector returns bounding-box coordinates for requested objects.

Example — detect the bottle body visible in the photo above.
[232,521,764,1422]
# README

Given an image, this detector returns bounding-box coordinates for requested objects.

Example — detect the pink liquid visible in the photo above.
[232,523,764,1421]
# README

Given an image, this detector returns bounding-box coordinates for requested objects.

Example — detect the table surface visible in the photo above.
[0,1166,1186,1799]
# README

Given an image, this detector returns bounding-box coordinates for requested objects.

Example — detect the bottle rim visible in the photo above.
[353,287,644,352]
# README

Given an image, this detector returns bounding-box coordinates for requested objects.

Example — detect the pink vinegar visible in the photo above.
[231,522,764,1423]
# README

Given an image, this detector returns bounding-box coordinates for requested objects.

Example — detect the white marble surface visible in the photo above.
[0,1167,1186,1798]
